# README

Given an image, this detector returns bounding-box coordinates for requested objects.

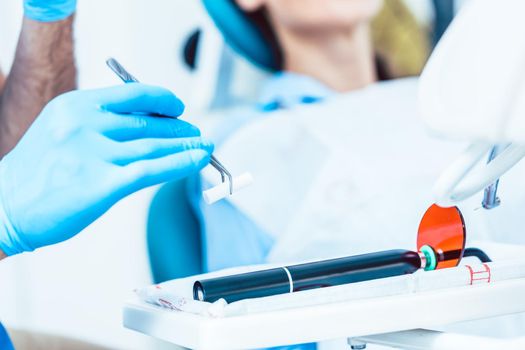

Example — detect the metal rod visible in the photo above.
[106,57,139,83]
[210,155,233,195]
[482,144,508,209]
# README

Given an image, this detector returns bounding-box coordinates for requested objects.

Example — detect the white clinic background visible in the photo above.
[0,1,466,349]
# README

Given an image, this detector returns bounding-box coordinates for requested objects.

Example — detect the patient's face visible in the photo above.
[237,0,383,31]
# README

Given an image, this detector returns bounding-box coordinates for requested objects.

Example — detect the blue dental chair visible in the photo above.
[147,178,202,282]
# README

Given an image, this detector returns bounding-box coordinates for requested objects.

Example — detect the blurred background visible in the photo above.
[0,0,468,349]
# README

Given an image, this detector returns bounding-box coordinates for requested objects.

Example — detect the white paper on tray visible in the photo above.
[135,264,275,317]
[135,259,525,318]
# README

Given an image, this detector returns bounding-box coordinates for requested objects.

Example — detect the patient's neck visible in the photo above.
[274,23,377,92]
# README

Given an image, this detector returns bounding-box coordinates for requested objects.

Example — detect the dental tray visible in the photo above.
[123,242,525,349]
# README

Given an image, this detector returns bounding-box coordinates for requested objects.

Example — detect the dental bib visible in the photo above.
[201,78,468,263]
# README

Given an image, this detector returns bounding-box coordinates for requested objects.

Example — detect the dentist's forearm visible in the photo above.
[0,16,76,156]
[0,250,5,261]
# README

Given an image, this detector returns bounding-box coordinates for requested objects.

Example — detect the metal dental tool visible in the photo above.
[481,144,508,209]
[106,57,138,84]
[106,57,252,202]
[209,155,233,195]
[194,204,491,303]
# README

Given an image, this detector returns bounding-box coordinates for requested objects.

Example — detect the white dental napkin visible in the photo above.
[135,259,525,318]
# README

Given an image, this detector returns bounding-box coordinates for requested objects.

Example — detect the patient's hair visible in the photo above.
[243,7,284,70]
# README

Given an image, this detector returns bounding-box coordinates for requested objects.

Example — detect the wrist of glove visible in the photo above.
[24,0,78,22]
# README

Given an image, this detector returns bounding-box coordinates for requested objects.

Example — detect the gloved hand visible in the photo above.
[24,0,77,22]
[0,83,213,256]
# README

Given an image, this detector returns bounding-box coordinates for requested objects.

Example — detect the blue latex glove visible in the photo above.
[24,0,77,22]
[0,83,213,256]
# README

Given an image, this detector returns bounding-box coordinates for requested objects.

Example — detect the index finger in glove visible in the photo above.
[90,84,185,117]
[97,114,202,141]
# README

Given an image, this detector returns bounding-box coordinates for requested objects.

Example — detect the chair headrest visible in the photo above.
[202,0,279,71]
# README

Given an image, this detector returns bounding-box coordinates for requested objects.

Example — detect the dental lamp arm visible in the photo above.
[419,0,525,206]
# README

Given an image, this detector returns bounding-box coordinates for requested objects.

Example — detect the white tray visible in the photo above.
[123,276,525,349]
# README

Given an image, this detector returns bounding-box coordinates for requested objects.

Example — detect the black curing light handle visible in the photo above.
[193,249,424,303]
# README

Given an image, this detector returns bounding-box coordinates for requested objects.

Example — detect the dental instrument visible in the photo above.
[125,241,525,350]
[202,171,254,204]
[193,204,488,303]
[106,57,138,84]
[106,57,253,202]
[194,249,428,303]
[141,254,507,319]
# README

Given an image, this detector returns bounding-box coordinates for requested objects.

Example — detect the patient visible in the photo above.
[148,0,434,276]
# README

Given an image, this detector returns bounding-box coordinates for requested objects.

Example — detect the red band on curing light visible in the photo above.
[417,204,466,269]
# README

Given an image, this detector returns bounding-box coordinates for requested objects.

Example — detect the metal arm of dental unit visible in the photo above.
[419,0,525,209]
